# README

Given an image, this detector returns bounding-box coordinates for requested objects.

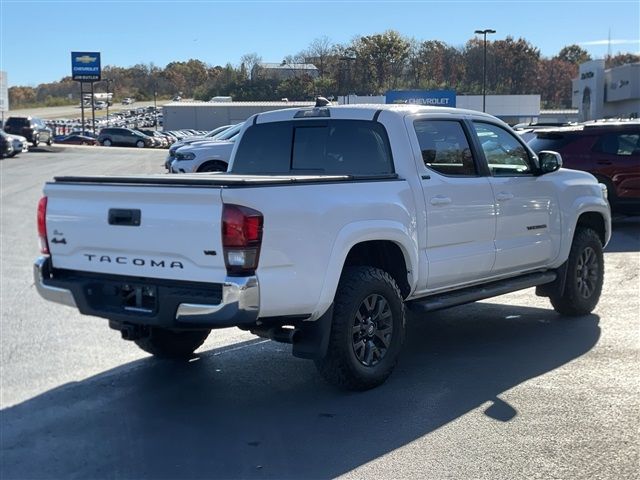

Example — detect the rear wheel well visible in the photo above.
[343,241,411,298]
[576,212,606,244]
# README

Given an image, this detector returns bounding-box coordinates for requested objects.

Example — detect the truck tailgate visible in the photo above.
[44,182,227,283]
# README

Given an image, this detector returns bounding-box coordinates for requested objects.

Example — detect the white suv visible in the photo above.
[169,124,242,173]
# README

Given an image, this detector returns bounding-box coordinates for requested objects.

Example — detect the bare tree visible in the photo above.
[240,52,262,80]
[306,35,334,77]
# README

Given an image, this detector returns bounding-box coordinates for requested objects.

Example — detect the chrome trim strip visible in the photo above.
[175,276,259,324]
[33,256,77,308]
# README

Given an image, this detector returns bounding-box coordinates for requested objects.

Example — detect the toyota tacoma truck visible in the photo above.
[34,103,611,390]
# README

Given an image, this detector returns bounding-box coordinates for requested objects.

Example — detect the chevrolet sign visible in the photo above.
[71,51,101,82]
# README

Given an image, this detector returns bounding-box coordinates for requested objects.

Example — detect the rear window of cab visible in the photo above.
[232,120,394,175]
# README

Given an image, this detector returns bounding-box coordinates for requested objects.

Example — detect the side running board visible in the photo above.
[407,271,557,313]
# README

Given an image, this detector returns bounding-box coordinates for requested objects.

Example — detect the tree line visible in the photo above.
[8,31,639,110]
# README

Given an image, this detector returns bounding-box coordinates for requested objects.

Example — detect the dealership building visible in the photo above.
[572,60,640,121]
[163,92,544,131]
[164,71,640,130]
[162,101,315,131]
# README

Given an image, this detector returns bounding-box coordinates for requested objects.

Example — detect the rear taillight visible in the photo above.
[222,204,263,276]
[37,196,49,254]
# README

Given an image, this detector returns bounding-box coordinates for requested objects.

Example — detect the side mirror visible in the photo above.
[538,150,563,174]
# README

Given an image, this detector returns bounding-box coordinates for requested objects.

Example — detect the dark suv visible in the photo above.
[97,128,153,148]
[3,117,52,147]
[529,121,640,214]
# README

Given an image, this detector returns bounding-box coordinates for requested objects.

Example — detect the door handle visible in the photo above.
[496,192,514,201]
[430,195,452,206]
[596,161,612,165]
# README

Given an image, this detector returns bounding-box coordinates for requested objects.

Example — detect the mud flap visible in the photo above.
[292,305,333,360]
[536,262,568,297]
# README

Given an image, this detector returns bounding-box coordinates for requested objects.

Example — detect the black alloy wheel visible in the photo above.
[352,294,393,367]
[575,246,599,299]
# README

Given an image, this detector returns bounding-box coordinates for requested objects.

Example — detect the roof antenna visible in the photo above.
[315,96,330,107]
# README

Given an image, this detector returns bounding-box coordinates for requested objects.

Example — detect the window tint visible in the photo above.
[233,122,293,174]
[233,120,394,175]
[528,134,573,153]
[473,122,533,176]
[292,126,327,172]
[594,133,640,156]
[216,124,242,141]
[323,121,393,175]
[6,118,29,127]
[414,120,477,176]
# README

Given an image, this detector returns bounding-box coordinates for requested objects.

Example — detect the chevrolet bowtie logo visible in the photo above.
[76,55,97,64]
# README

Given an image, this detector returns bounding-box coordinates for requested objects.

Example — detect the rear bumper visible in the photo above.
[34,256,259,329]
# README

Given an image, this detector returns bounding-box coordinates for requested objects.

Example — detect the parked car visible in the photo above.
[169,140,235,173]
[3,116,52,147]
[0,131,14,158]
[134,129,167,148]
[34,103,611,390]
[168,124,242,172]
[121,98,135,105]
[1,130,29,156]
[529,121,640,214]
[54,134,99,146]
[97,128,153,148]
[164,124,236,167]
[70,130,98,138]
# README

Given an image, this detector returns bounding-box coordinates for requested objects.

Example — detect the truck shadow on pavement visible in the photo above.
[606,216,640,253]
[1,303,600,479]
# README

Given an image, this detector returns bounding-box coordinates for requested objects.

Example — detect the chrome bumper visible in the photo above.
[33,256,77,307]
[175,276,259,325]
[34,256,260,326]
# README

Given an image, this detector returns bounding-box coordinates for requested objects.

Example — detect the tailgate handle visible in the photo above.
[108,209,141,226]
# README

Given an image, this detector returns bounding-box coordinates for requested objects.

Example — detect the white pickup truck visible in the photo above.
[35,103,611,390]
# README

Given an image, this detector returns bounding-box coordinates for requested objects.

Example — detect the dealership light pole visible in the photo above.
[153,86,158,131]
[104,78,111,127]
[474,28,496,112]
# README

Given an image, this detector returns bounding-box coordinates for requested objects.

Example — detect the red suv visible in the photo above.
[529,121,640,215]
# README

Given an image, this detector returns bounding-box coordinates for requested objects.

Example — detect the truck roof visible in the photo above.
[254,103,498,124]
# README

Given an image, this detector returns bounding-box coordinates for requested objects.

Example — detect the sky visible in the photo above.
[1,0,639,87]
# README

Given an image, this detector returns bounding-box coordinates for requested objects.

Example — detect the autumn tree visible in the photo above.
[606,52,640,68]
[538,58,577,108]
[351,30,410,93]
[556,45,591,65]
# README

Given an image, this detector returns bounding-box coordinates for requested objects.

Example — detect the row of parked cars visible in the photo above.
[96,127,210,148]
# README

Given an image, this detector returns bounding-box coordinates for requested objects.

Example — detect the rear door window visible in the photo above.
[593,133,640,156]
[233,120,394,175]
[413,120,478,176]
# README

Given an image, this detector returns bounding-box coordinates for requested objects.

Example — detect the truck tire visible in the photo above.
[550,227,604,316]
[315,266,405,390]
[134,327,210,359]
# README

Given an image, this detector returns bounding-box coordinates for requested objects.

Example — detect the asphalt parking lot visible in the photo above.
[1,147,638,479]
